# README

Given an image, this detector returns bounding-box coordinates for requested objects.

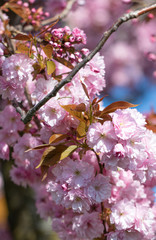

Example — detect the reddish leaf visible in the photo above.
[92,98,98,105]
[94,110,102,117]
[145,111,156,133]
[61,104,85,122]
[16,43,30,54]
[75,103,86,112]
[53,56,74,69]
[49,134,67,144]
[93,103,100,112]
[99,114,112,121]
[81,82,89,99]
[36,144,77,169]
[13,33,31,41]
[41,44,53,59]
[41,165,49,181]
[146,125,156,133]
[96,95,107,104]
[36,145,61,169]
[101,101,138,115]
[52,74,62,81]
[3,3,28,19]
[25,143,52,152]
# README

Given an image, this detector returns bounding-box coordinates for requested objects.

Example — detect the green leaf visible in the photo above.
[47,60,56,75]
[60,145,78,161]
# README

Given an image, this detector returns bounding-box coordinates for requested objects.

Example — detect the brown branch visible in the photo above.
[21,3,156,124]
[41,0,77,26]
[23,0,77,32]
[12,99,26,119]
[24,87,42,129]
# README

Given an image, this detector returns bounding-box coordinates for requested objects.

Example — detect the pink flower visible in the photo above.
[72,27,87,44]
[47,181,66,205]
[12,133,42,167]
[107,230,144,240]
[0,128,19,145]
[53,159,95,188]
[10,166,35,187]
[111,108,146,140]
[78,53,106,98]
[113,143,125,158]
[86,174,111,203]
[134,204,155,237]
[112,109,137,140]
[0,54,34,101]
[0,105,24,131]
[73,212,104,239]
[0,76,25,101]
[87,121,117,153]
[110,199,136,230]
[39,99,66,128]
[52,212,78,240]
[63,189,91,212]
[32,77,58,101]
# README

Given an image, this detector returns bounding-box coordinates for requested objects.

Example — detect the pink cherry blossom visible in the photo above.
[0,54,34,101]
[0,105,24,131]
[63,189,91,212]
[86,174,111,203]
[110,198,136,230]
[87,121,117,153]
[73,212,104,239]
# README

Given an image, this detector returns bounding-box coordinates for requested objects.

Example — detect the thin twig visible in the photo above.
[20,3,156,123]
[12,100,26,119]
[23,0,77,32]
[24,87,42,129]
[41,0,77,26]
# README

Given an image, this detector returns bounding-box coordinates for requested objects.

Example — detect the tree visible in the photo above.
[0,1,156,239]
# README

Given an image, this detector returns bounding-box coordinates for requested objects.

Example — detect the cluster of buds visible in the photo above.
[49,26,87,63]
[16,0,50,28]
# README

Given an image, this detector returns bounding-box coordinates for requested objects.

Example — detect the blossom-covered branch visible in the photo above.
[22,3,156,124]
[22,0,77,32]
[41,0,77,26]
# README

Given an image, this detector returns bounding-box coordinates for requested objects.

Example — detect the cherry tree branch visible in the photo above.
[22,3,156,124]
[41,0,77,26]
[23,0,77,32]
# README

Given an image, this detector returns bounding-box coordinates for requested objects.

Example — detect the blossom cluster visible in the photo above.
[64,0,156,87]
[15,0,50,28]
[50,26,87,63]
[0,1,156,240]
